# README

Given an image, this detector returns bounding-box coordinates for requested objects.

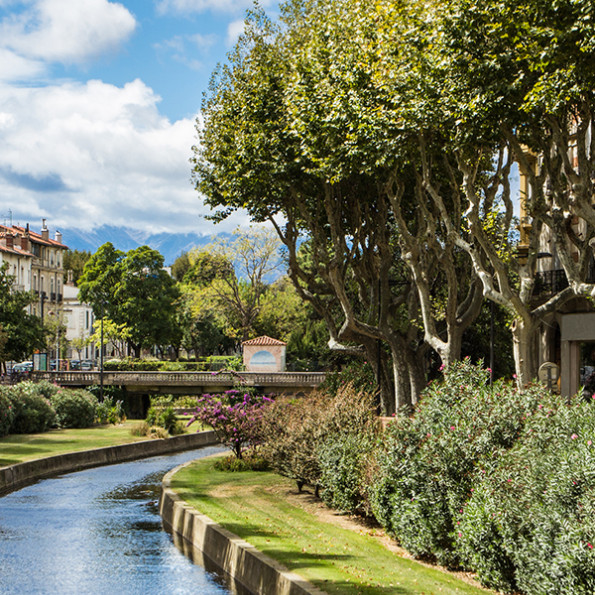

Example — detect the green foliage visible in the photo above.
[0,263,46,367]
[50,389,98,429]
[102,356,243,372]
[0,387,15,437]
[62,249,92,285]
[33,380,60,400]
[214,452,269,472]
[171,251,191,282]
[95,395,125,425]
[7,383,56,434]
[260,383,378,501]
[457,394,595,594]
[368,359,558,568]
[320,359,378,396]
[145,405,184,435]
[318,431,375,517]
[78,243,180,357]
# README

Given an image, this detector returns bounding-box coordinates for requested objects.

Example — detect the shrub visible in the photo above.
[7,384,56,434]
[130,421,150,436]
[260,383,378,504]
[95,396,125,425]
[368,359,559,568]
[145,405,184,435]
[320,359,377,396]
[318,431,375,516]
[34,380,60,400]
[51,389,98,428]
[214,452,269,472]
[0,387,15,437]
[187,390,273,459]
[457,393,595,594]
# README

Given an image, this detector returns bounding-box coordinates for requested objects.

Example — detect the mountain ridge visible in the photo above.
[59,225,230,265]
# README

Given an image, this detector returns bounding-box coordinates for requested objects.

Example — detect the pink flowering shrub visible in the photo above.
[187,389,273,459]
[369,358,563,568]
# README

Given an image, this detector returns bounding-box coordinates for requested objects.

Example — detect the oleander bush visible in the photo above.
[368,359,563,568]
[0,387,15,437]
[50,389,98,428]
[7,384,56,434]
[457,392,595,594]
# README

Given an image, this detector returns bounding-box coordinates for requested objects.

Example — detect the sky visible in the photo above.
[0,0,280,236]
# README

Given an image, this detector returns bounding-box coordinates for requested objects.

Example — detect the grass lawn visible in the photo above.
[0,421,150,467]
[171,457,494,595]
[0,418,205,467]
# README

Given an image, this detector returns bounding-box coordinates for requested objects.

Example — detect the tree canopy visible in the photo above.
[0,263,45,371]
[193,0,595,409]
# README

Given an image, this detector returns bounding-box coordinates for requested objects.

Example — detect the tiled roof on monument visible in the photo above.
[242,336,287,346]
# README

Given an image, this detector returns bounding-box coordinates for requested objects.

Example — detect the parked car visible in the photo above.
[80,359,95,371]
[12,361,33,373]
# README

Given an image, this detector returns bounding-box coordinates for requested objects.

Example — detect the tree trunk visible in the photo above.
[511,316,538,388]
[389,342,413,413]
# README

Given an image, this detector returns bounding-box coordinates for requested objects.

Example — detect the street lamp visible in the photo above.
[99,299,104,402]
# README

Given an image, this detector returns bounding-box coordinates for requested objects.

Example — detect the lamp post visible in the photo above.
[99,300,104,402]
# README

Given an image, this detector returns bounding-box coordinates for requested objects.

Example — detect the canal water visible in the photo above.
[0,446,231,594]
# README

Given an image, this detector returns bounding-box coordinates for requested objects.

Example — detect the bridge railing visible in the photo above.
[31,370,327,387]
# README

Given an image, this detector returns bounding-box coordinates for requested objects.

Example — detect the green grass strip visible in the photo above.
[171,457,492,595]
[0,421,148,467]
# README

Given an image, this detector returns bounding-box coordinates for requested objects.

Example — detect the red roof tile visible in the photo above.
[242,335,287,346]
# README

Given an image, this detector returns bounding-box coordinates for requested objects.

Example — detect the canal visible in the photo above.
[0,446,231,594]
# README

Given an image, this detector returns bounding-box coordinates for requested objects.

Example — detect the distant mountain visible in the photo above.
[59,225,230,265]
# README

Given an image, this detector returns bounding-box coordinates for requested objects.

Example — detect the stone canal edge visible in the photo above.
[0,430,324,595]
[160,460,326,595]
[0,430,219,496]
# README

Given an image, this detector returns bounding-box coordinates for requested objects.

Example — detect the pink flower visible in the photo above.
[588,440,592,446]
[458,532,462,538]
[571,434,578,440]
[588,543,594,550]
[450,425,456,430]
[439,364,445,372]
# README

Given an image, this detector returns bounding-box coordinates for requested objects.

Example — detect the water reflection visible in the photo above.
[0,446,231,595]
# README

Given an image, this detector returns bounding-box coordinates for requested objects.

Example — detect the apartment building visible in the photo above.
[0,226,33,292]
[7,220,69,318]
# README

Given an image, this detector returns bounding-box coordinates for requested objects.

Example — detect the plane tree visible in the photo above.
[193,6,433,413]
[390,0,595,385]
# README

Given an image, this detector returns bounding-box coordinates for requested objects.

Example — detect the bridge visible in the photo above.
[31,370,326,397]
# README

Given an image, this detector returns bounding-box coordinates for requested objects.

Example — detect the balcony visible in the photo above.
[534,269,569,294]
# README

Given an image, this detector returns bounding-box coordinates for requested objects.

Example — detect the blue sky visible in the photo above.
[0,0,280,236]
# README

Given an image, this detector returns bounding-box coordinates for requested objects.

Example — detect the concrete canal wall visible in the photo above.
[160,461,325,595]
[0,430,218,496]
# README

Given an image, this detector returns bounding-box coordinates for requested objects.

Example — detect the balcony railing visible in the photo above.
[534,269,569,294]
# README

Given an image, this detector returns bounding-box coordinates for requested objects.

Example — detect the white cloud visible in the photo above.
[0,78,246,234]
[154,33,216,70]
[0,0,136,65]
[226,19,245,47]
[156,0,273,15]
[0,48,46,81]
